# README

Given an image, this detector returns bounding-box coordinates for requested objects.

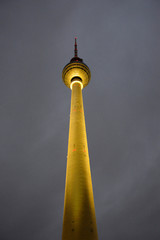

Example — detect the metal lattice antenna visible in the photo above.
[74,37,78,57]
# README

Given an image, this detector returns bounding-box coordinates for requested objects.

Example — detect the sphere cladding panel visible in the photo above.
[62,62,91,89]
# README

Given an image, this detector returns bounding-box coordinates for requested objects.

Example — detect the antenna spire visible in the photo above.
[74,37,78,57]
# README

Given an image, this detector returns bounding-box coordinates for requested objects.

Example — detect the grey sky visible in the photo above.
[0,0,160,239]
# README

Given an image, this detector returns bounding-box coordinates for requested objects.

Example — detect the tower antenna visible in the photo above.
[74,37,78,57]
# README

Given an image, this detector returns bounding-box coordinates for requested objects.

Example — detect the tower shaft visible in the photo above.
[62,80,98,240]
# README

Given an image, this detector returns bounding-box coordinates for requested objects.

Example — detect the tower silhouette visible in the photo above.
[62,39,98,240]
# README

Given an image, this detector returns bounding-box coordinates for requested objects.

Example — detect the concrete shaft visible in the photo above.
[62,81,98,240]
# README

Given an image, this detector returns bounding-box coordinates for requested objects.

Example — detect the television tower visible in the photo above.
[62,39,98,240]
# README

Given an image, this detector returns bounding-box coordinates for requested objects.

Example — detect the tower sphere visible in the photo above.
[62,39,91,89]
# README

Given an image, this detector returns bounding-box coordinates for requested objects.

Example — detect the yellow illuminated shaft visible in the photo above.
[62,80,98,240]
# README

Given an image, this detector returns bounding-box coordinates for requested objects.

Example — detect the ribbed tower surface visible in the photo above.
[62,39,98,240]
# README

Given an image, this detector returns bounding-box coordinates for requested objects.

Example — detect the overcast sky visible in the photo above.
[1,0,160,239]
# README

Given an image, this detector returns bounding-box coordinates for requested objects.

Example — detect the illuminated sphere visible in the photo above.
[62,56,91,89]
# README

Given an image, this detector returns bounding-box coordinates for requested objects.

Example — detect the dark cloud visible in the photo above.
[0,0,160,239]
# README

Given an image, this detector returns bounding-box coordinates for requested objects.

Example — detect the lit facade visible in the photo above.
[62,39,98,240]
